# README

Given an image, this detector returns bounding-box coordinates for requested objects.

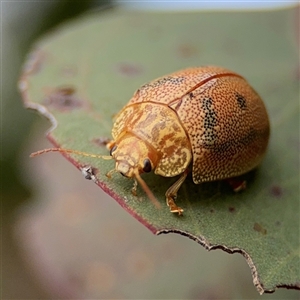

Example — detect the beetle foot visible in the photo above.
[226,177,247,192]
[131,188,137,196]
[106,169,116,179]
[167,196,183,215]
[131,179,138,196]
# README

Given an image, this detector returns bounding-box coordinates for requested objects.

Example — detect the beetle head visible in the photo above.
[109,133,161,208]
[109,133,158,178]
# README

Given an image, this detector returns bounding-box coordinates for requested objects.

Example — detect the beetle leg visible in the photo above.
[225,177,247,192]
[165,170,188,215]
[106,169,116,178]
[131,179,138,196]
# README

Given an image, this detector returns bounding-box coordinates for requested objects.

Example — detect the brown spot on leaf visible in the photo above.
[270,185,283,198]
[116,63,143,77]
[253,222,267,235]
[177,44,198,58]
[44,86,82,111]
[92,137,111,147]
[210,209,214,213]
[229,207,235,213]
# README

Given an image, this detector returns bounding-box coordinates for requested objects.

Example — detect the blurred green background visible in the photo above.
[2,1,299,299]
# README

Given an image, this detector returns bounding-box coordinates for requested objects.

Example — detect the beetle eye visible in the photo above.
[110,145,117,156]
[143,159,152,173]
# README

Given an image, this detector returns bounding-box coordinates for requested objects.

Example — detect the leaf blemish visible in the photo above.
[177,44,198,58]
[228,207,235,213]
[116,63,143,77]
[270,185,283,198]
[253,222,267,235]
[44,86,82,111]
[92,137,111,147]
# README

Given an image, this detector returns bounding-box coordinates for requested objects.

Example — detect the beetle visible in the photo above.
[31,66,270,215]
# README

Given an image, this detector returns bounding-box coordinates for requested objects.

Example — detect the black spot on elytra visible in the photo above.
[235,93,247,110]
[212,126,266,154]
[201,98,218,145]
[239,127,258,146]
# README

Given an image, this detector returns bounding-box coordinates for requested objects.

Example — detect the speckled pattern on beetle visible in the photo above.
[108,66,270,214]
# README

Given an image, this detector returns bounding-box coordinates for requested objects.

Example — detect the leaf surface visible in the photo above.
[20,7,300,294]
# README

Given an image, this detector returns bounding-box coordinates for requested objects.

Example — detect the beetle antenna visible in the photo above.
[134,171,161,209]
[30,148,112,160]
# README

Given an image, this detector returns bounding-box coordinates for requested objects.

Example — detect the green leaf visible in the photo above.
[20,7,299,294]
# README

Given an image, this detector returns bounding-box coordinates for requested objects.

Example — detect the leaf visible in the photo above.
[20,7,299,294]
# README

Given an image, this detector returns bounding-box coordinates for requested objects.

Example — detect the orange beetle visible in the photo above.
[32,66,270,214]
